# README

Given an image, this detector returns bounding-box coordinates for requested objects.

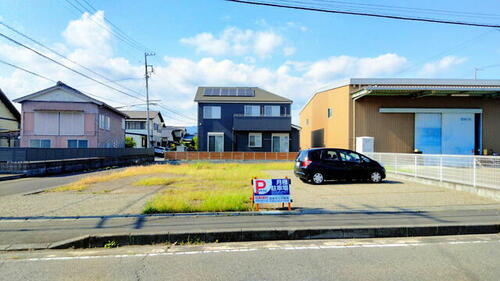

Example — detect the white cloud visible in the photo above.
[180,27,285,58]
[304,53,408,81]
[0,12,420,126]
[419,56,466,77]
[62,11,112,58]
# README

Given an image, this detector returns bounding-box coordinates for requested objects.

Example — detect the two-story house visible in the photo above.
[0,89,20,147]
[122,110,164,148]
[14,81,128,148]
[195,87,300,152]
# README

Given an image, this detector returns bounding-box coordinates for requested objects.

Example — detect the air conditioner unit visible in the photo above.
[356,136,374,154]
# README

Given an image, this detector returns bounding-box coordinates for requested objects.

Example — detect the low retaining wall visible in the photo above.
[0,155,154,176]
[165,151,298,161]
[388,173,500,201]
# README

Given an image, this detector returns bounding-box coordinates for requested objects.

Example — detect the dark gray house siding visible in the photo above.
[197,101,300,152]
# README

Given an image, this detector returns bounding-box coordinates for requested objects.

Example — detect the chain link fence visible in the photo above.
[365,153,500,190]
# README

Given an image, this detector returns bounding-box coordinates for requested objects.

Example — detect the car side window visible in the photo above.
[361,155,371,162]
[339,151,362,163]
[322,150,340,161]
[309,150,321,161]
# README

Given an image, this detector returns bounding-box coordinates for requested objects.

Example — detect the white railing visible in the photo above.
[365,153,500,190]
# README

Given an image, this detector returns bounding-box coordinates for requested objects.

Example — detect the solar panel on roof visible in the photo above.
[203,87,255,97]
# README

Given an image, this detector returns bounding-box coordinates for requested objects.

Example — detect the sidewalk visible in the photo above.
[1,209,498,250]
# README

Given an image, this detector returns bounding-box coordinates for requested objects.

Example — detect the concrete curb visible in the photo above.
[2,223,498,251]
[0,174,26,182]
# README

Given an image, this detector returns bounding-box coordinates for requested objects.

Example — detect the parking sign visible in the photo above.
[252,179,291,204]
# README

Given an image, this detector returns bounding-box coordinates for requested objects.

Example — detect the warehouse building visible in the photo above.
[300,78,500,155]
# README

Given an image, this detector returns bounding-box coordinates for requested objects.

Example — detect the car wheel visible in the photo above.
[369,171,383,183]
[312,172,325,184]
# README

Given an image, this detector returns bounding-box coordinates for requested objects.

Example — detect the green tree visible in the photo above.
[193,136,198,151]
[125,136,136,148]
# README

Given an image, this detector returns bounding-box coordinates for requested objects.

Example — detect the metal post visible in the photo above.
[473,156,477,187]
[394,154,398,174]
[414,155,418,178]
[439,156,443,182]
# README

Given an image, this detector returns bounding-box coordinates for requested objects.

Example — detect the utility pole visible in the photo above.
[474,67,482,79]
[144,52,155,148]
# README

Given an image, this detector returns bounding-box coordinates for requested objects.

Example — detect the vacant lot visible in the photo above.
[25,162,291,215]
[0,162,498,218]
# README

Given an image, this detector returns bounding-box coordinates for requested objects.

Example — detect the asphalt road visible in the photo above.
[1,209,499,246]
[1,234,498,281]
[0,167,126,197]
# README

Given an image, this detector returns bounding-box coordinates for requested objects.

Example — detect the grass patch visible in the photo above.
[143,162,293,213]
[50,161,294,213]
[133,177,179,186]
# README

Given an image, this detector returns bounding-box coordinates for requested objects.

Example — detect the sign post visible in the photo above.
[251,177,292,211]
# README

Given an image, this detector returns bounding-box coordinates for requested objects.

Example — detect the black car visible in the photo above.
[294,148,386,184]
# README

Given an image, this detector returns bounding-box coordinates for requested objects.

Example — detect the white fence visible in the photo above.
[365,153,500,190]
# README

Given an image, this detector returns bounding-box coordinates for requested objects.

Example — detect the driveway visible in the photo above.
[267,170,500,213]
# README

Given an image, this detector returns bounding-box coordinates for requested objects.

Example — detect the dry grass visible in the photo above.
[133,177,180,186]
[143,162,293,213]
[49,161,294,213]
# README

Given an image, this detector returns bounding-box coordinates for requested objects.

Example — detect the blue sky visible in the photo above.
[1,0,500,125]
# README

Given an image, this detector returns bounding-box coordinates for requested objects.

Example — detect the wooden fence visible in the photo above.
[164,151,298,161]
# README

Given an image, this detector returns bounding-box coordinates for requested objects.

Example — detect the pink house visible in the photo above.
[13,82,128,148]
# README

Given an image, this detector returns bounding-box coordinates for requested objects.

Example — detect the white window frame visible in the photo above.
[244,105,261,116]
[67,139,88,148]
[248,132,262,148]
[207,132,224,152]
[99,114,105,129]
[105,116,110,130]
[203,106,221,119]
[264,105,280,117]
[327,108,333,118]
[30,139,51,148]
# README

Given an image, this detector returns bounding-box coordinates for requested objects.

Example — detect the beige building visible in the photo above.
[0,89,20,147]
[300,78,500,155]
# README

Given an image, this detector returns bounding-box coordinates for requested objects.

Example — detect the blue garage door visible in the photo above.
[415,113,442,154]
[442,113,475,155]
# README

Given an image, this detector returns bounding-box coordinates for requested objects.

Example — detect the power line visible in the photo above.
[0,21,147,98]
[62,0,147,53]
[295,0,500,20]
[156,103,196,122]
[0,31,146,102]
[77,0,152,52]
[226,0,500,28]
[0,58,127,106]
[397,29,497,75]
[155,104,197,124]
[0,58,57,83]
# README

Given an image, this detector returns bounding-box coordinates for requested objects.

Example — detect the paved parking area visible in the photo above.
[267,170,500,212]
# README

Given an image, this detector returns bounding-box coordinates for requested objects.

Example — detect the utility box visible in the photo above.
[356,136,374,154]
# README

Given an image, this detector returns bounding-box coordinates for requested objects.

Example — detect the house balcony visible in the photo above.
[233,114,291,131]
